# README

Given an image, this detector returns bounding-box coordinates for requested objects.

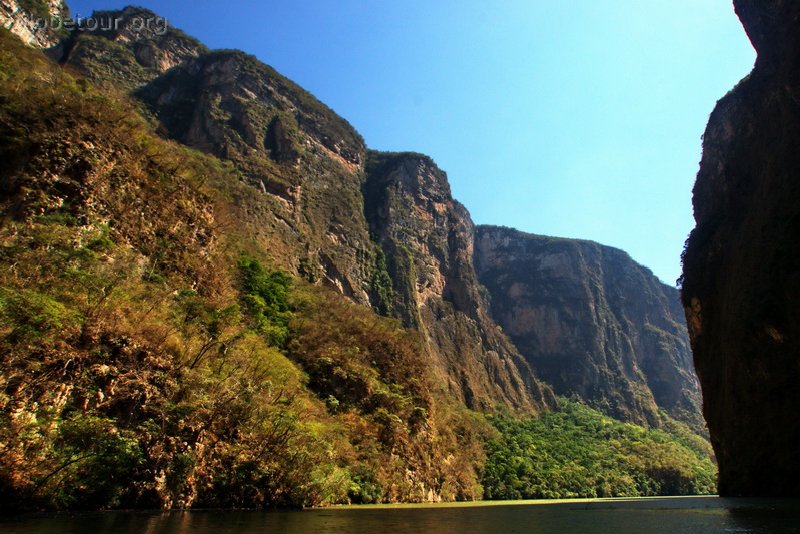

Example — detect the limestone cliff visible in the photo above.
[133,48,377,307]
[60,9,376,305]
[54,8,550,413]
[476,226,702,429]
[681,0,800,496]
[0,0,68,48]
[364,154,554,411]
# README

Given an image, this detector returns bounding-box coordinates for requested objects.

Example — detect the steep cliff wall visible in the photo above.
[58,8,377,305]
[0,0,68,48]
[364,154,553,411]
[681,0,800,497]
[476,226,702,429]
[133,48,376,306]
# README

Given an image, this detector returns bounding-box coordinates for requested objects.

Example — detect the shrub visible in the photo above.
[0,288,78,342]
[238,256,292,347]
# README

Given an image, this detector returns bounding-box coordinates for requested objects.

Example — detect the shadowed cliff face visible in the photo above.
[681,0,800,496]
[476,226,702,429]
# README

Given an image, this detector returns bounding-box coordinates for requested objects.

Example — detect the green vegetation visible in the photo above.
[482,400,716,499]
[18,0,51,20]
[369,245,394,315]
[63,9,208,92]
[65,35,155,92]
[239,256,292,347]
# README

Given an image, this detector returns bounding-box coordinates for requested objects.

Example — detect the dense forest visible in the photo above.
[483,401,715,500]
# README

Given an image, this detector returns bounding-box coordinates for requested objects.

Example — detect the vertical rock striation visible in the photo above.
[364,154,554,412]
[681,0,800,496]
[475,226,702,429]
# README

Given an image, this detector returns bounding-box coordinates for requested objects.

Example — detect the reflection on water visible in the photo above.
[2,497,799,534]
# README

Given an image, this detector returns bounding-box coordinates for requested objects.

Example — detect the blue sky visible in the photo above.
[67,1,756,285]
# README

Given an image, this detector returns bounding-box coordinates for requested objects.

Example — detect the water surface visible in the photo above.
[3,496,799,533]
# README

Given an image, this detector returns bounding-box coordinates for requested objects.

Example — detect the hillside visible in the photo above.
[0,2,715,510]
[0,27,499,509]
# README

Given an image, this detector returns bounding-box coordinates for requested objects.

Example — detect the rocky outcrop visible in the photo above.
[62,10,375,306]
[56,7,207,91]
[0,0,68,48]
[135,49,365,172]
[476,226,702,429]
[681,1,800,496]
[364,154,554,411]
[132,49,381,309]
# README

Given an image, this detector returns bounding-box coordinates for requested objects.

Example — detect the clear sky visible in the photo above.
[67,0,756,285]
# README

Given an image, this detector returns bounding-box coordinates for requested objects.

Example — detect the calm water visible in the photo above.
[3,497,800,533]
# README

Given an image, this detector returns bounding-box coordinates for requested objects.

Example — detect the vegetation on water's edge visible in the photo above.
[0,28,716,512]
[482,400,716,499]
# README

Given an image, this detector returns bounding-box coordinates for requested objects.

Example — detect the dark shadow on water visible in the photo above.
[724,499,800,533]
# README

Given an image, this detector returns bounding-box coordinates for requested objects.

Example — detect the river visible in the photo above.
[3,496,799,533]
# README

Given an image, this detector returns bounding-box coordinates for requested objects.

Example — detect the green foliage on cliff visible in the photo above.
[369,245,394,315]
[64,34,155,91]
[239,256,292,347]
[482,399,716,499]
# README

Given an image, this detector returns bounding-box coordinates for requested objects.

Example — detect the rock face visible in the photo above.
[133,48,377,308]
[54,8,551,413]
[56,7,206,91]
[63,10,376,306]
[135,49,365,183]
[0,0,68,48]
[681,1,800,496]
[476,226,702,429]
[364,154,554,411]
